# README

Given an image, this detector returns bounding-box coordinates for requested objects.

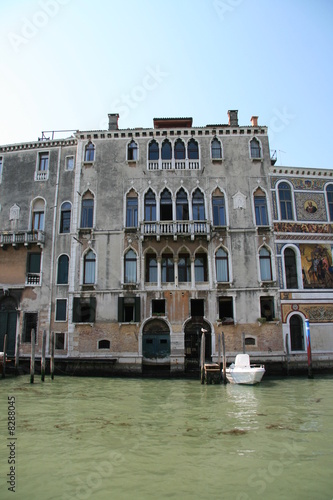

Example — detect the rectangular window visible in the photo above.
[146,254,157,282]
[72,297,96,323]
[33,211,45,231]
[161,254,174,283]
[260,297,274,321]
[255,197,268,225]
[212,197,226,226]
[118,297,140,322]
[81,199,94,228]
[218,298,233,322]
[65,156,74,171]
[27,253,41,285]
[55,332,65,350]
[178,254,191,282]
[38,153,49,171]
[194,254,207,282]
[22,313,38,343]
[152,299,165,315]
[126,198,138,227]
[190,299,204,317]
[55,299,67,321]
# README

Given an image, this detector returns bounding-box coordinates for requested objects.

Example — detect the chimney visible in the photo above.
[108,113,119,130]
[228,110,238,127]
[250,116,258,127]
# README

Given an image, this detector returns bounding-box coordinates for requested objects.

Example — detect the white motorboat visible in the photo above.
[226,354,265,385]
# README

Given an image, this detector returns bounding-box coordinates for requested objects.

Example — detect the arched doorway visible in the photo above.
[0,296,18,357]
[184,319,211,371]
[289,314,305,351]
[142,319,170,365]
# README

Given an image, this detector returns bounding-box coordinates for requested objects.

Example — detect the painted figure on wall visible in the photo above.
[300,244,333,288]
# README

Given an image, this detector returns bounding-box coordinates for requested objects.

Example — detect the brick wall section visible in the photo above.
[215,322,283,353]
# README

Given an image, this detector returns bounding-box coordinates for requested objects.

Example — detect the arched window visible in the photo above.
[178,253,191,282]
[126,191,138,227]
[254,191,268,226]
[161,139,172,160]
[211,138,222,159]
[188,139,199,160]
[81,192,94,228]
[127,140,138,161]
[124,249,137,283]
[160,189,173,221]
[174,139,185,160]
[84,250,96,284]
[259,247,272,281]
[145,253,157,282]
[216,248,229,282]
[144,189,156,221]
[176,188,189,221]
[148,140,159,160]
[195,253,208,282]
[192,189,205,220]
[284,248,298,289]
[278,182,293,220]
[290,315,304,351]
[326,184,333,221]
[57,255,69,284]
[60,202,71,233]
[161,253,174,283]
[212,194,225,226]
[84,142,95,162]
[250,138,261,159]
[32,199,45,231]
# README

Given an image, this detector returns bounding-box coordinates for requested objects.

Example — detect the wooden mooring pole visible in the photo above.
[15,333,20,371]
[30,328,35,384]
[50,331,55,380]
[2,334,8,379]
[41,330,46,382]
[222,331,227,384]
[242,332,246,354]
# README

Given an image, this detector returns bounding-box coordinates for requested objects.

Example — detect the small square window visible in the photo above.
[152,299,165,315]
[65,156,74,170]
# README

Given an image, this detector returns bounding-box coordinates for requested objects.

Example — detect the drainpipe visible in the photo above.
[48,145,62,352]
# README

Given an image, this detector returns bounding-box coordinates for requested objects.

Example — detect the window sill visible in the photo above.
[82,161,95,167]
[211,158,223,163]
[251,157,263,162]
[127,160,138,165]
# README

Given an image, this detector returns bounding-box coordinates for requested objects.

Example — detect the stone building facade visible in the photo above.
[0,110,332,374]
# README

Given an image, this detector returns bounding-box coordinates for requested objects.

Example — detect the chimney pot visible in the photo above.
[228,110,238,126]
[108,113,119,130]
[250,116,258,127]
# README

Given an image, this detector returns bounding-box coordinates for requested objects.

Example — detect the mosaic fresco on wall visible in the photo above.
[270,177,328,190]
[274,222,333,234]
[281,303,333,323]
[299,243,333,288]
[271,191,278,219]
[295,192,327,221]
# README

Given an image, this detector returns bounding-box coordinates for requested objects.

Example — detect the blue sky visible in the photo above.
[1,0,333,169]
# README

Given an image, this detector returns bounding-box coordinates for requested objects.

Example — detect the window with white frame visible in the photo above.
[84,142,95,162]
[65,156,74,171]
[127,140,138,161]
[32,199,45,231]
[124,249,137,283]
[259,247,272,281]
[278,182,294,220]
[83,250,96,284]
[215,248,229,282]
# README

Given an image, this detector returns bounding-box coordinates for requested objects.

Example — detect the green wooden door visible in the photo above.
[0,312,17,357]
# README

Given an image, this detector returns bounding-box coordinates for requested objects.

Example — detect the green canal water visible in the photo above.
[0,374,332,500]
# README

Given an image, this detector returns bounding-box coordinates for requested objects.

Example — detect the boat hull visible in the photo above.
[226,366,265,385]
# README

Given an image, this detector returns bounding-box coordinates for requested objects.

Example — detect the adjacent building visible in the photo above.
[0,110,332,374]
